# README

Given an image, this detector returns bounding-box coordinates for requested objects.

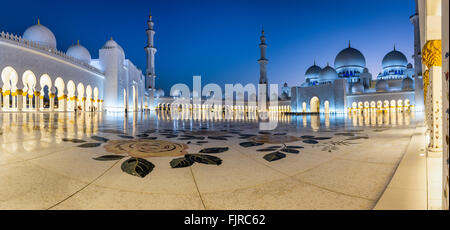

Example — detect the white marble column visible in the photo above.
[58,95,67,112]
[17,90,23,112]
[49,93,55,111]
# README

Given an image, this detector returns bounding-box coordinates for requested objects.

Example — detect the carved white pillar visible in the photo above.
[17,90,23,112]
[422,40,443,153]
[34,92,40,111]
[11,93,17,110]
[58,95,67,112]
[49,93,55,111]
[39,91,44,111]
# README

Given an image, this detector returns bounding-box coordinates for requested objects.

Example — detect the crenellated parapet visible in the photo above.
[0,31,103,75]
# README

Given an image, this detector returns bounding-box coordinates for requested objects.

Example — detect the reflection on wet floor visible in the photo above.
[0,109,423,209]
[0,109,421,142]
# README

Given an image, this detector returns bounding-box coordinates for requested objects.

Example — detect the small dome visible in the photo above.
[102,38,124,53]
[407,63,413,68]
[66,42,91,63]
[305,64,322,80]
[283,82,288,87]
[155,88,165,97]
[375,79,388,92]
[352,82,364,94]
[402,77,413,90]
[363,68,369,73]
[23,21,57,49]
[319,65,338,82]
[334,45,366,70]
[382,48,407,69]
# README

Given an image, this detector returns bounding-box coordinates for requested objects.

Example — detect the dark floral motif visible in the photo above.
[90,136,109,143]
[240,141,264,147]
[121,157,155,178]
[170,157,194,168]
[77,143,102,148]
[62,138,87,143]
[93,155,126,161]
[199,147,229,154]
[280,148,299,154]
[117,135,134,139]
[263,152,286,162]
[185,154,222,165]
[303,139,319,144]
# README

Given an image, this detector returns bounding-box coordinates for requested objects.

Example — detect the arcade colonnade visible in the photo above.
[155,102,292,113]
[417,0,449,209]
[348,99,412,112]
[1,66,103,112]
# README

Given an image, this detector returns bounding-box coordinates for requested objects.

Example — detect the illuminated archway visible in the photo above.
[1,66,19,109]
[86,85,92,111]
[40,74,52,109]
[77,83,85,111]
[93,87,99,111]
[67,81,76,111]
[324,100,330,114]
[310,97,320,113]
[55,77,65,110]
[22,70,37,109]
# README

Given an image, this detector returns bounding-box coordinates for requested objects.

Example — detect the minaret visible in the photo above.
[258,28,268,95]
[410,0,423,110]
[145,11,157,90]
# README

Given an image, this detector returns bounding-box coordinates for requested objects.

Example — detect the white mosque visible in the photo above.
[0,10,423,115]
[290,41,423,114]
[0,15,156,112]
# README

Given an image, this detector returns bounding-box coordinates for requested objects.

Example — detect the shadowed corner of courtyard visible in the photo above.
[0,109,424,210]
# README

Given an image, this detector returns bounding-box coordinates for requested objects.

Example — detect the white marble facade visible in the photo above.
[0,19,148,112]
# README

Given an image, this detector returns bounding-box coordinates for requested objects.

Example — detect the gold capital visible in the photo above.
[422,40,442,68]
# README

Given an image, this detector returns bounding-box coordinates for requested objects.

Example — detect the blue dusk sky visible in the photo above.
[0,0,415,94]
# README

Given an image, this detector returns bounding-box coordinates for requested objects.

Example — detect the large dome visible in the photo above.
[319,65,338,82]
[382,48,407,69]
[23,21,57,49]
[67,42,91,63]
[305,63,322,80]
[102,38,124,54]
[334,45,366,70]
[375,79,388,92]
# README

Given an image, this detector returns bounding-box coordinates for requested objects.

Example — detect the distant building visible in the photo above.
[291,39,423,113]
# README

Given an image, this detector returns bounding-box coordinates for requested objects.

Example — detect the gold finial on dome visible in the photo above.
[37,18,40,25]
[348,40,351,48]
[110,36,113,40]
[77,40,79,45]
[149,9,152,20]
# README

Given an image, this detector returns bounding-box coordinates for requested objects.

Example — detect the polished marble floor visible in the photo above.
[0,109,422,209]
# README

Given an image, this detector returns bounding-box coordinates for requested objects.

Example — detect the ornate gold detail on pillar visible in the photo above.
[423,69,429,101]
[422,40,442,68]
